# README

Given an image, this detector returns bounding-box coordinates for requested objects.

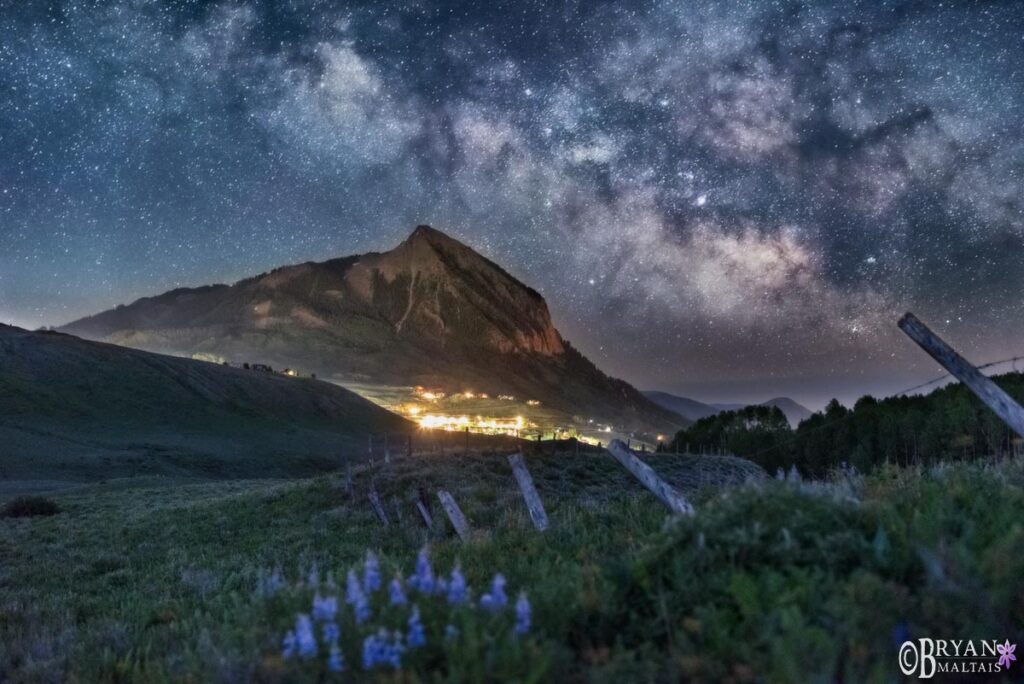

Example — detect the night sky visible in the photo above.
[2,1,1023,408]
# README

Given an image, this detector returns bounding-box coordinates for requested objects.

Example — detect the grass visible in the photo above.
[1,450,1022,682]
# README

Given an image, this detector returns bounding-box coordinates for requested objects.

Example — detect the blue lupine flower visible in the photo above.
[312,593,338,622]
[363,550,381,593]
[362,633,379,669]
[281,630,297,659]
[295,614,318,658]
[327,643,344,672]
[354,593,371,624]
[347,569,371,622]
[362,629,389,669]
[480,573,507,611]
[447,565,468,605]
[389,576,407,606]
[407,606,426,648]
[346,570,362,605]
[514,593,531,635]
[408,547,434,593]
[322,621,339,644]
[384,631,404,669]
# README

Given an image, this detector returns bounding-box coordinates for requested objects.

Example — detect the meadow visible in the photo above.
[2,448,1022,682]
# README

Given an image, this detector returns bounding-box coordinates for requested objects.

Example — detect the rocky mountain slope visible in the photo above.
[61,225,681,434]
[0,325,411,480]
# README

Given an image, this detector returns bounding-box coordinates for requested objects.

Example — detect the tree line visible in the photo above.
[666,373,1024,475]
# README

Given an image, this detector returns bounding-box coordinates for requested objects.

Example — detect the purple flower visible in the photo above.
[389,576,407,606]
[998,640,1017,669]
[322,621,339,644]
[407,606,426,648]
[363,551,381,594]
[514,593,531,635]
[294,614,317,659]
[345,570,363,606]
[312,593,337,622]
[281,630,296,659]
[480,573,507,611]
[447,565,468,605]
[362,629,403,670]
[408,547,434,593]
[327,643,344,672]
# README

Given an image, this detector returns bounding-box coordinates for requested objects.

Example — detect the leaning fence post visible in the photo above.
[437,490,471,541]
[605,439,694,516]
[368,489,390,526]
[507,453,549,531]
[899,312,1024,439]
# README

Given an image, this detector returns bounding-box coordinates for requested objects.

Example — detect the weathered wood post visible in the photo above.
[437,490,471,541]
[507,453,549,531]
[899,313,1024,439]
[605,439,694,516]
[368,489,390,526]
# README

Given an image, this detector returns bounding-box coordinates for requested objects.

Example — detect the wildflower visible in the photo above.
[998,640,1017,669]
[345,570,362,605]
[295,614,318,658]
[408,546,434,593]
[407,606,426,648]
[362,629,402,670]
[322,621,339,644]
[363,550,381,594]
[384,630,405,669]
[514,593,531,635]
[480,573,507,611]
[447,565,468,605]
[312,593,338,622]
[389,576,407,606]
[281,630,297,659]
[307,562,319,588]
[327,643,345,672]
[362,632,381,669]
[354,593,371,624]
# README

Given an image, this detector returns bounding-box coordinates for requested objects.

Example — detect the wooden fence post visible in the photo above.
[899,312,1024,439]
[605,439,694,516]
[437,490,471,541]
[415,500,434,529]
[507,453,549,531]
[368,489,390,526]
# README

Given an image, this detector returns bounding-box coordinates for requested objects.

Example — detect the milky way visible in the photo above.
[2,1,1022,407]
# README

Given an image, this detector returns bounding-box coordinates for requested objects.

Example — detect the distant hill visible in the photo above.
[0,325,411,480]
[61,225,681,435]
[644,391,812,427]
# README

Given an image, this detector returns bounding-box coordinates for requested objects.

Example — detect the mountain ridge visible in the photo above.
[61,226,682,434]
[644,391,812,427]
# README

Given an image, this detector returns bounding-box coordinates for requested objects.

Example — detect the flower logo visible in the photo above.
[997,640,1016,669]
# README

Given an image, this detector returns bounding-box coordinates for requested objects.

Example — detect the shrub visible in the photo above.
[1,495,60,518]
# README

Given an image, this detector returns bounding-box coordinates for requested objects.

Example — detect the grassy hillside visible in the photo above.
[2,448,1021,682]
[0,325,412,480]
